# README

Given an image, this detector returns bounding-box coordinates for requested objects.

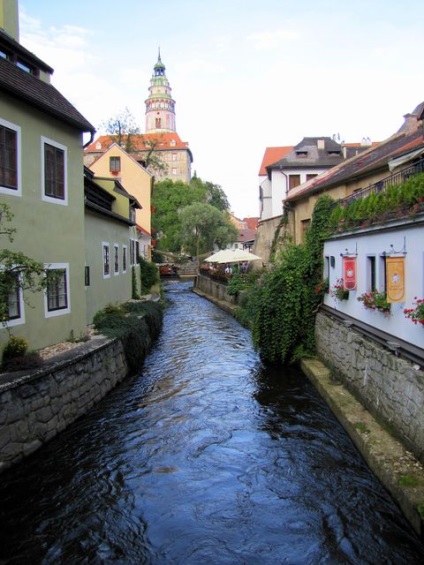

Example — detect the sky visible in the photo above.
[19,0,424,219]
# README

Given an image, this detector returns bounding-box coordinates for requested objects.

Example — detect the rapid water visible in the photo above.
[0,280,423,564]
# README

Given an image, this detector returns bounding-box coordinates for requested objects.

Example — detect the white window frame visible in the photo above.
[0,117,22,197]
[41,136,68,206]
[44,263,71,318]
[0,269,25,327]
[103,242,110,278]
[114,244,119,275]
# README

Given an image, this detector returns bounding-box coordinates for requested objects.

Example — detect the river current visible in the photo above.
[0,280,424,564]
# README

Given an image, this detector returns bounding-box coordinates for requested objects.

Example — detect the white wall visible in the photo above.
[323,221,424,349]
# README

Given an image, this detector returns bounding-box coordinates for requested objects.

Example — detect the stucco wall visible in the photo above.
[253,215,284,266]
[315,310,424,461]
[0,95,87,350]
[0,337,128,474]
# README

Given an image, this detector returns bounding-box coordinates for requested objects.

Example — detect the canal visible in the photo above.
[1,280,424,564]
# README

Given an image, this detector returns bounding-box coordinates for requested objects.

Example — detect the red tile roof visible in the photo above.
[86,132,191,155]
[258,146,292,175]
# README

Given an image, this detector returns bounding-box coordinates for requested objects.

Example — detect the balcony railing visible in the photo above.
[340,157,424,206]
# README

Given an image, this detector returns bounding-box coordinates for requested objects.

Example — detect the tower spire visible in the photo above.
[145,51,176,132]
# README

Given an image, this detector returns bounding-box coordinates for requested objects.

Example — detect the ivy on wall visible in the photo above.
[246,195,334,365]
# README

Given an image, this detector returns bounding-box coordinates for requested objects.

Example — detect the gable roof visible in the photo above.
[286,127,424,202]
[0,30,94,133]
[89,142,154,178]
[269,137,344,170]
[259,146,292,175]
[85,132,193,162]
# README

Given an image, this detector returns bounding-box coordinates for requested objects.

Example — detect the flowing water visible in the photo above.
[1,280,424,564]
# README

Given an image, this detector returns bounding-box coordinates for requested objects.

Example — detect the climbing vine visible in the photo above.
[248,195,334,365]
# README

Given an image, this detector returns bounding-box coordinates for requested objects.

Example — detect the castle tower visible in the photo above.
[145,50,176,133]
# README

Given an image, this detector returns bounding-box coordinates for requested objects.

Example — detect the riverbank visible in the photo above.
[193,285,424,537]
[302,358,424,537]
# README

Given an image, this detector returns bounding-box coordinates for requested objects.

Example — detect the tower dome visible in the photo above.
[145,50,176,133]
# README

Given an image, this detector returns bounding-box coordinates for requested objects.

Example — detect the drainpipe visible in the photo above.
[83,130,96,149]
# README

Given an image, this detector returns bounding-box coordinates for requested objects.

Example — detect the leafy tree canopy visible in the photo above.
[179,203,238,257]
[152,176,234,253]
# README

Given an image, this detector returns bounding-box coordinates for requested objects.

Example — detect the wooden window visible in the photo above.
[0,124,18,190]
[103,243,110,277]
[42,137,67,204]
[122,245,127,273]
[110,156,121,173]
[44,143,65,199]
[114,244,119,274]
[289,175,301,190]
[46,269,68,312]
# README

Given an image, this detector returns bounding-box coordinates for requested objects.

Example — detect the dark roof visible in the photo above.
[0,28,53,73]
[0,32,94,133]
[287,127,424,202]
[268,137,344,170]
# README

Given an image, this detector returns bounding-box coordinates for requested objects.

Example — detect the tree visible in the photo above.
[179,203,238,257]
[101,107,140,153]
[151,177,233,253]
[0,204,51,324]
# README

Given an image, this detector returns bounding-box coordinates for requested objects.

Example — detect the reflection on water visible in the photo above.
[0,280,423,564]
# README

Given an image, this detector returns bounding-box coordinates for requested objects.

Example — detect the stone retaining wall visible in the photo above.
[194,275,236,304]
[315,310,424,461]
[0,337,128,473]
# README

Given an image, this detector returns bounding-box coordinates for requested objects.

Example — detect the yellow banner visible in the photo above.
[386,257,405,303]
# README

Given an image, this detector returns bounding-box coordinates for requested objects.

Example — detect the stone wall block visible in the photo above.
[316,311,424,460]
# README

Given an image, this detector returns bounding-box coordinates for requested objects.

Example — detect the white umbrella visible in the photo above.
[216,249,262,263]
[204,249,228,262]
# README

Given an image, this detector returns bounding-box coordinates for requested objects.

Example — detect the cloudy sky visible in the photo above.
[19,0,424,218]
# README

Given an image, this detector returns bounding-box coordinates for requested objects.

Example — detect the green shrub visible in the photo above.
[2,335,28,361]
[93,300,163,373]
[138,257,159,294]
[1,335,43,372]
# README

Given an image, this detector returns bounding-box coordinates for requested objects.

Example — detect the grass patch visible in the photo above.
[398,475,419,487]
[354,422,371,434]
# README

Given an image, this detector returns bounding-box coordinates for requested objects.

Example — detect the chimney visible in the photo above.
[0,0,19,41]
[317,139,325,150]
[398,113,418,134]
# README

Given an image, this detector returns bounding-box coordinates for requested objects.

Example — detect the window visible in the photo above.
[136,241,140,262]
[103,243,110,277]
[289,175,301,190]
[44,264,70,318]
[122,245,127,273]
[306,174,318,181]
[300,219,310,242]
[42,137,67,204]
[85,266,90,286]
[0,118,21,195]
[110,156,121,174]
[172,168,177,176]
[367,256,376,291]
[130,239,135,266]
[114,244,119,274]
[2,272,24,326]
[172,153,177,161]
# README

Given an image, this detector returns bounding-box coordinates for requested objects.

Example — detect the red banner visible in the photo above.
[343,257,357,290]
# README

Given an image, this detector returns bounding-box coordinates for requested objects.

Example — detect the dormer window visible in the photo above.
[296,150,308,157]
[170,139,176,147]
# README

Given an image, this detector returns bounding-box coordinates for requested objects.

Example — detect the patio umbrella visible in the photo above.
[204,250,228,262]
[216,249,262,263]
